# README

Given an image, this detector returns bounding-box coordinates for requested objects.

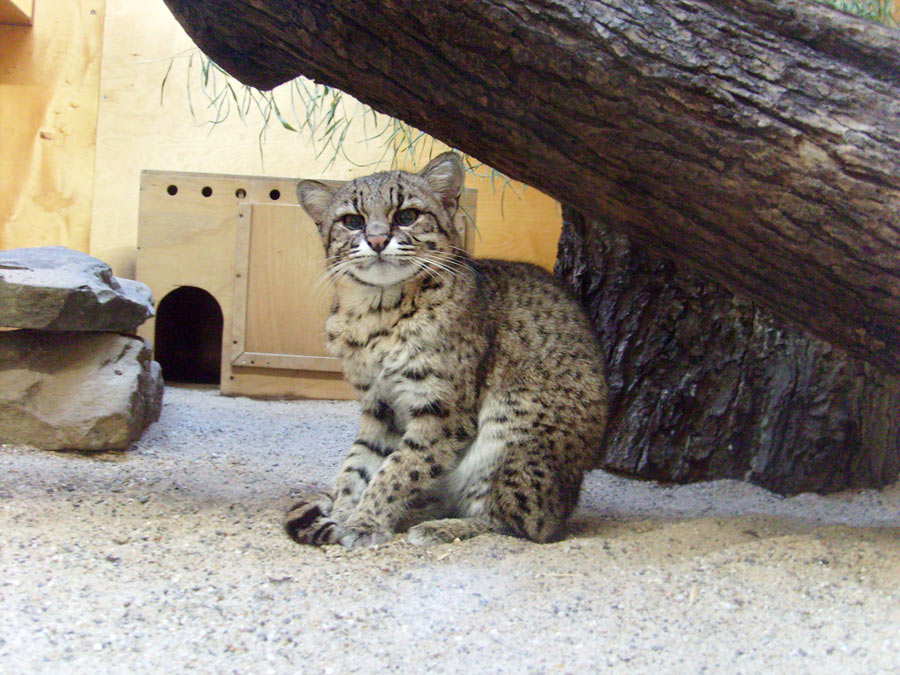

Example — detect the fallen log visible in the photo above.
[162,0,900,374]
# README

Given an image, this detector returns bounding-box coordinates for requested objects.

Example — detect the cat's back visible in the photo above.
[466,258,606,385]
[468,258,598,338]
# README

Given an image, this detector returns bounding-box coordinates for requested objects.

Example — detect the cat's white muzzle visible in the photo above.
[351,239,418,287]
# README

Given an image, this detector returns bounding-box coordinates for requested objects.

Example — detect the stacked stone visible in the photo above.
[0,247,163,450]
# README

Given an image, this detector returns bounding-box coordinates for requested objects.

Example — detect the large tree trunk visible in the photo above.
[556,207,900,494]
[162,0,900,374]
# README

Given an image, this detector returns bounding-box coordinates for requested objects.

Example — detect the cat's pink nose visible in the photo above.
[366,235,389,253]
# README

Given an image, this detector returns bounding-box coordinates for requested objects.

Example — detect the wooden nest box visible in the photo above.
[136,170,477,399]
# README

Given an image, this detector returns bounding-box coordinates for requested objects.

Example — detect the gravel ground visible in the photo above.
[2,385,899,674]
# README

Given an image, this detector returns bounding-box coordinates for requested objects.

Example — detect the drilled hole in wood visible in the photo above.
[235,188,247,199]
[202,186,213,197]
[269,189,281,201]
[166,185,178,196]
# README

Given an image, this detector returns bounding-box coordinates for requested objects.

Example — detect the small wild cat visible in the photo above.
[287,152,607,549]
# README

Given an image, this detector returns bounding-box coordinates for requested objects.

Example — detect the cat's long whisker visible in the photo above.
[417,256,461,286]
[422,264,453,287]
[445,249,472,265]
[401,251,448,280]
[412,240,468,265]
[420,253,468,277]
[313,265,342,293]
[424,249,467,268]
[436,252,470,270]
[417,261,454,288]
[311,270,340,297]
[314,258,355,293]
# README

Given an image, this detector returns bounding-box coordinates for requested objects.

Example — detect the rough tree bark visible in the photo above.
[556,207,900,494]
[162,0,900,374]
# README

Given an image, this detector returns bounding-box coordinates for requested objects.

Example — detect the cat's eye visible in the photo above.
[394,208,419,227]
[341,214,365,230]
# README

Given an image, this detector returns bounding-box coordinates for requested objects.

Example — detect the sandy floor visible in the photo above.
[2,385,899,673]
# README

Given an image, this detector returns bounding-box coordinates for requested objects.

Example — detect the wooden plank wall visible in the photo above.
[0,0,105,253]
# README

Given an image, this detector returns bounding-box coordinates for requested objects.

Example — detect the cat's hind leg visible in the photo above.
[486,450,584,544]
[410,457,583,545]
[435,393,590,545]
[404,455,582,546]
[406,517,496,545]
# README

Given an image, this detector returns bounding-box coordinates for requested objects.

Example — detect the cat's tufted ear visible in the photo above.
[296,180,337,227]
[419,152,464,217]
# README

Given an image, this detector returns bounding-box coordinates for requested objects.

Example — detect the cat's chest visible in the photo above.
[326,306,438,387]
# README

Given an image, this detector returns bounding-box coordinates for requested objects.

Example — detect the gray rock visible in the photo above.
[0,331,163,450]
[0,246,154,332]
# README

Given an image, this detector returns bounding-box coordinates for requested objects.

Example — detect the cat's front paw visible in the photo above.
[336,519,392,550]
[284,492,338,545]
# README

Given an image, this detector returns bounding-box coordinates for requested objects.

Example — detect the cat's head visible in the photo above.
[297,152,465,287]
